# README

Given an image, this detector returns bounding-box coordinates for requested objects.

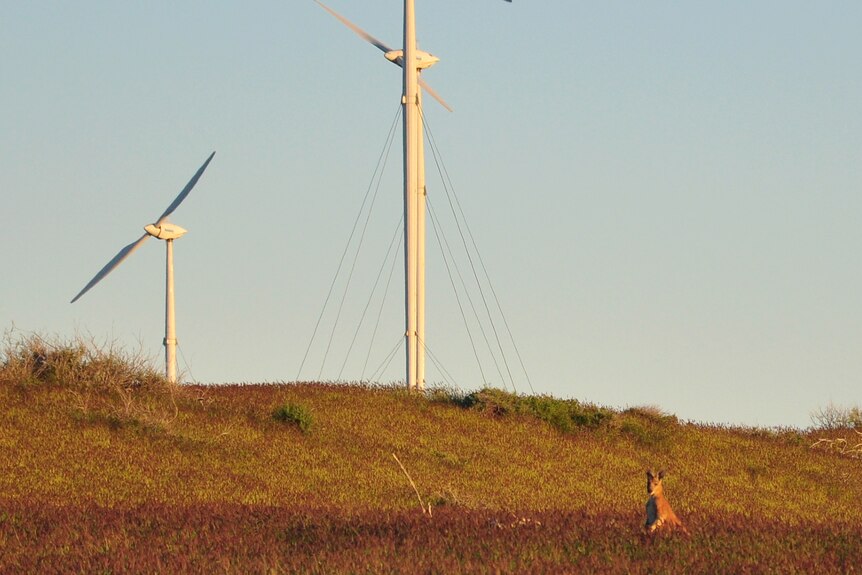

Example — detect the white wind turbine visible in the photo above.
[316,0,511,392]
[71,152,216,383]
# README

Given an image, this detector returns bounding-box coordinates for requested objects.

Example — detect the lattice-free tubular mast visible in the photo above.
[402,0,421,391]
[164,238,177,383]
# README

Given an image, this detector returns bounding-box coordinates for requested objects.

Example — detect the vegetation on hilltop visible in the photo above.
[1,333,861,573]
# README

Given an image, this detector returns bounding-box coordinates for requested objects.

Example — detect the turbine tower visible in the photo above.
[317,0,510,391]
[402,0,423,393]
[71,152,215,383]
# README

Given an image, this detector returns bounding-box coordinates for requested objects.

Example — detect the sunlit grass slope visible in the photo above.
[2,335,861,573]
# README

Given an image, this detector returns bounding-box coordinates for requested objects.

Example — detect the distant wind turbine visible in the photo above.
[71,152,216,383]
[317,0,511,391]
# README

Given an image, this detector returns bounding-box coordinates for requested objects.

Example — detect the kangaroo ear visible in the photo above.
[646,469,654,479]
[658,469,666,479]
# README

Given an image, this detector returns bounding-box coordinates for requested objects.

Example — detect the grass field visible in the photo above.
[1,335,860,573]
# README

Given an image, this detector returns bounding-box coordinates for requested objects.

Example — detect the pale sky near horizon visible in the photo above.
[2,1,860,428]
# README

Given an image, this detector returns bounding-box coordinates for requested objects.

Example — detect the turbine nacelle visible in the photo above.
[316,1,452,111]
[145,222,187,240]
[385,49,440,70]
[70,150,214,305]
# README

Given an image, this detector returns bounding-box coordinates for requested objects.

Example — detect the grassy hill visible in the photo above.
[1,335,861,573]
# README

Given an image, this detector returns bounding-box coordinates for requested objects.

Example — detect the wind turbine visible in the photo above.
[71,152,216,383]
[316,0,511,392]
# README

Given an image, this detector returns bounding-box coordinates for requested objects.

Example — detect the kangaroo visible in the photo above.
[645,469,688,534]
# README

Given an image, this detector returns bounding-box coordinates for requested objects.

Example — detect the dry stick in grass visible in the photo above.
[392,453,432,517]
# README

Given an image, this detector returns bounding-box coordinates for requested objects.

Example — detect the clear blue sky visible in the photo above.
[2,1,860,427]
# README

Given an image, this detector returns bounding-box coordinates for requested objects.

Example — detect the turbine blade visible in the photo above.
[155,151,216,225]
[71,233,150,303]
[418,78,453,112]
[315,1,394,55]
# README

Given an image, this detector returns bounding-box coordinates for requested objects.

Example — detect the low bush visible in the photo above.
[1,331,177,432]
[459,387,614,432]
[615,405,680,448]
[1,331,165,392]
[272,402,314,433]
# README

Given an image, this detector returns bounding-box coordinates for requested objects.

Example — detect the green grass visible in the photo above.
[2,334,861,573]
[272,402,314,433]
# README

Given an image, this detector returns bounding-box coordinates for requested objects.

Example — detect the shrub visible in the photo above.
[462,387,515,415]
[272,402,314,433]
[425,385,474,408]
[0,331,165,392]
[614,405,679,448]
[1,331,178,432]
[461,387,613,432]
[622,405,678,425]
[811,403,862,431]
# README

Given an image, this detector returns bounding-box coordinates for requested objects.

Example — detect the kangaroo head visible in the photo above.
[646,469,666,496]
